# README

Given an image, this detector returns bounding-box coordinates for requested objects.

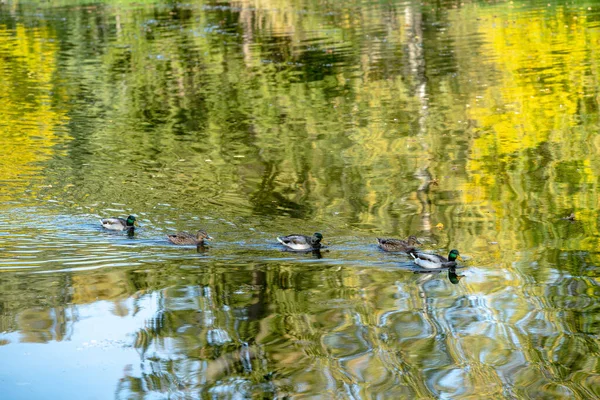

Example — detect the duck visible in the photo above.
[167,230,213,246]
[100,215,136,231]
[561,213,576,221]
[409,249,460,269]
[377,235,421,252]
[277,232,323,251]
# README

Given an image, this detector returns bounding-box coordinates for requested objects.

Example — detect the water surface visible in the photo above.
[1,0,600,398]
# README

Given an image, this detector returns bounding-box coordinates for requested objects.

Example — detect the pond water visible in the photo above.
[1,0,600,398]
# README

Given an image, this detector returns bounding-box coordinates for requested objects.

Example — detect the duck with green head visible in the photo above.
[100,215,137,231]
[409,249,460,269]
[167,230,213,246]
[277,232,323,251]
[377,235,421,252]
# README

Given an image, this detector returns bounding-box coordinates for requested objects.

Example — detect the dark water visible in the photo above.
[1,0,600,398]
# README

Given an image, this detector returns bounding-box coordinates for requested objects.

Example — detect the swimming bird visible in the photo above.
[377,236,421,252]
[409,249,460,269]
[277,232,323,251]
[100,215,136,231]
[561,213,576,221]
[167,230,213,246]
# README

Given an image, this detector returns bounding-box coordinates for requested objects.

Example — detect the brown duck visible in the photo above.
[167,230,213,246]
[377,235,421,252]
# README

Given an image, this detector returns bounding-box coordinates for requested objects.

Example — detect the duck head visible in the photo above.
[448,249,460,262]
[126,215,137,227]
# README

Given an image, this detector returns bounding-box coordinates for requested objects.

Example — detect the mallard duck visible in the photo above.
[409,249,460,269]
[167,230,213,246]
[277,232,323,251]
[377,236,421,252]
[100,215,136,231]
[561,213,576,221]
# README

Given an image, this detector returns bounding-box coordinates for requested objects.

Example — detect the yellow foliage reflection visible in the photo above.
[0,23,69,203]
[446,4,600,252]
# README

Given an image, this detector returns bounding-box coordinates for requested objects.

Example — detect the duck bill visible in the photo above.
[206,236,214,241]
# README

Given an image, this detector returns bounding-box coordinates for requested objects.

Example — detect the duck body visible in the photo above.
[100,215,136,231]
[167,230,212,246]
[409,249,460,269]
[277,233,323,251]
[377,236,420,252]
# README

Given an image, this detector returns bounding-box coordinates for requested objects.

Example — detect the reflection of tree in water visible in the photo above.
[118,261,484,398]
[249,161,312,218]
[0,273,74,342]
[116,263,368,398]
[3,0,600,398]
[118,266,281,397]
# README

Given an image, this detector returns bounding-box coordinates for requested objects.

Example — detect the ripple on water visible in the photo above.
[0,210,148,273]
[0,208,418,274]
